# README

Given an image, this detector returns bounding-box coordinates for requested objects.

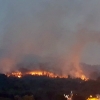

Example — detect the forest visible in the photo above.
[0,74,100,100]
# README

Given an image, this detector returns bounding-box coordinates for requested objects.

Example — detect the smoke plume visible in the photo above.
[0,0,100,78]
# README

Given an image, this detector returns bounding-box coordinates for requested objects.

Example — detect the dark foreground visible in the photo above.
[0,74,100,100]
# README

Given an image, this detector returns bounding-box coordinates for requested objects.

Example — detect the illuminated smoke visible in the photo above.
[65,28,100,77]
[0,0,100,78]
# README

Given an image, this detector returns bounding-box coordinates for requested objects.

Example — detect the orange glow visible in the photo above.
[87,95,99,100]
[6,71,22,78]
[87,98,99,100]
[73,70,88,81]
[81,75,86,80]
[6,70,88,80]
[80,74,88,81]
[18,75,21,78]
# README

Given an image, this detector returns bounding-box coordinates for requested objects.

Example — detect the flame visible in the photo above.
[6,70,68,78]
[6,70,88,80]
[7,71,22,78]
[28,71,59,78]
[76,73,88,81]
[81,75,87,80]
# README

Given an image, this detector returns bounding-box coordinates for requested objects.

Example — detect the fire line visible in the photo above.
[5,70,88,80]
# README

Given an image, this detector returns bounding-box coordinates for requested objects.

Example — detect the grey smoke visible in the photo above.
[0,0,100,77]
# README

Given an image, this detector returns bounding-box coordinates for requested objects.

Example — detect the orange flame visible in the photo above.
[6,70,88,80]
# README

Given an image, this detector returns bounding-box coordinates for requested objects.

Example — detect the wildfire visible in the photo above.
[81,75,88,80]
[74,70,89,81]
[28,71,59,78]
[77,74,88,81]
[6,70,68,78]
[6,71,22,78]
[6,70,88,80]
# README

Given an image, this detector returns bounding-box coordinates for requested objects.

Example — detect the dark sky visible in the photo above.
[0,0,100,73]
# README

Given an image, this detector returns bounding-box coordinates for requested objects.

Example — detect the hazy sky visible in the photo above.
[0,0,100,72]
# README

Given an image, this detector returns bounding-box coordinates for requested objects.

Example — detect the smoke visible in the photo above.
[0,0,100,78]
[65,29,100,77]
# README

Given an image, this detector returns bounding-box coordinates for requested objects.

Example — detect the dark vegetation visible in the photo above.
[0,74,100,100]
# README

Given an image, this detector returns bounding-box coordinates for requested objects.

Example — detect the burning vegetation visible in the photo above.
[6,70,68,78]
[5,69,88,81]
